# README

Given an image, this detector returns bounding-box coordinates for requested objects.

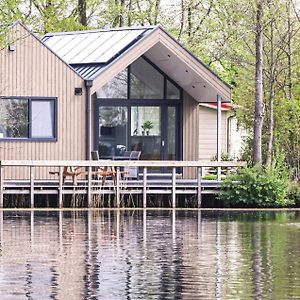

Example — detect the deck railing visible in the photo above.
[0,160,246,208]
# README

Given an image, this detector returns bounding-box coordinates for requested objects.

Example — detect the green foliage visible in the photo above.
[218,166,294,208]
[288,182,300,207]
[273,99,300,180]
[202,174,226,180]
[141,120,154,131]
[211,152,234,162]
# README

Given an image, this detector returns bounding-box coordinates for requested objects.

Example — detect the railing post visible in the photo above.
[30,166,35,208]
[197,166,202,208]
[0,165,3,208]
[58,166,63,208]
[116,167,120,208]
[143,167,147,208]
[172,167,176,208]
[87,166,92,207]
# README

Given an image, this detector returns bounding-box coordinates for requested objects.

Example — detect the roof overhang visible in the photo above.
[199,102,234,111]
[90,27,231,102]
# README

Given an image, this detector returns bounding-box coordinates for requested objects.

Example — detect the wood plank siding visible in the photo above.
[0,23,85,179]
[198,106,228,160]
[183,92,199,178]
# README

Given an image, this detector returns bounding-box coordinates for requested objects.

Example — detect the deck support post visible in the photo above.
[30,166,35,208]
[87,166,92,207]
[116,167,120,208]
[197,167,202,208]
[172,167,176,208]
[143,167,147,208]
[0,166,3,208]
[217,95,222,181]
[58,166,63,208]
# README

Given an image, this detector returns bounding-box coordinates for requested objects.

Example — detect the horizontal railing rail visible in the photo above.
[0,160,246,209]
[0,160,246,167]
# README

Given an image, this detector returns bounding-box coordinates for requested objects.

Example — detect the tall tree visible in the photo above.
[265,15,274,166]
[253,0,265,165]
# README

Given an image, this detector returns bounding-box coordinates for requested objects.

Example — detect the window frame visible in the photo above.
[0,96,57,142]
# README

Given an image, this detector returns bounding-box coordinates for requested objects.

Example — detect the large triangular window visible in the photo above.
[96,57,180,100]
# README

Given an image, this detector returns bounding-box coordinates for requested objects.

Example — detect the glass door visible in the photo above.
[94,103,180,169]
[130,106,162,161]
[97,106,128,158]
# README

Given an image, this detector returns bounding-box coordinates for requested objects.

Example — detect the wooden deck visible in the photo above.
[0,160,246,208]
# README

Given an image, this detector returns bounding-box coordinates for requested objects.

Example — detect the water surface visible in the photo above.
[0,210,300,299]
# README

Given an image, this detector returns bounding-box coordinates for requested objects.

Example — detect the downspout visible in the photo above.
[227,114,235,158]
[85,80,93,160]
[217,95,222,180]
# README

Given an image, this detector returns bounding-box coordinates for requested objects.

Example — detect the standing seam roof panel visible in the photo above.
[67,32,118,64]
[44,34,76,52]
[74,30,145,64]
[53,33,95,60]
[93,30,146,63]
[42,27,156,79]
[43,29,148,64]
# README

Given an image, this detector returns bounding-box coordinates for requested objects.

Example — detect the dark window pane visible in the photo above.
[167,107,176,160]
[31,100,55,138]
[167,80,180,99]
[0,98,28,138]
[130,58,164,99]
[98,106,128,157]
[96,69,127,98]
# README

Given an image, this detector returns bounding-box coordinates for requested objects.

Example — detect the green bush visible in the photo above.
[202,174,226,180]
[218,166,294,208]
[288,182,300,206]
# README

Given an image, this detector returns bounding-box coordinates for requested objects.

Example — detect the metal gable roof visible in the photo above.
[42,27,155,79]
[41,25,231,101]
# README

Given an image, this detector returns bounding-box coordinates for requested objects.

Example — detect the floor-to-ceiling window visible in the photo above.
[94,57,182,162]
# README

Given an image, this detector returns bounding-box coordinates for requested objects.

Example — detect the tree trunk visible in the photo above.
[266,77,274,166]
[253,0,265,165]
[127,0,133,26]
[177,0,185,41]
[266,18,274,166]
[78,0,87,26]
[153,0,161,25]
[119,0,125,27]
[287,0,293,102]
[187,0,192,43]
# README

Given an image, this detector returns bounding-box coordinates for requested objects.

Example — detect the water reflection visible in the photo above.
[0,210,299,299]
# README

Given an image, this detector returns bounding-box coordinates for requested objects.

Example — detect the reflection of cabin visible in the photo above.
[0,21,231,178]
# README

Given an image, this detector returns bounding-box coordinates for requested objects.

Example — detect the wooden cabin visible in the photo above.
[0,21,231,179]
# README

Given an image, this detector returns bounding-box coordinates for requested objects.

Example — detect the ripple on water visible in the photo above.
[0,210,300,299]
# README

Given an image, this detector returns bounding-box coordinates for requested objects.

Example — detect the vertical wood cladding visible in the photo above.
[198,106,228,161]
[183,91,199,178]
[0,24,85,178]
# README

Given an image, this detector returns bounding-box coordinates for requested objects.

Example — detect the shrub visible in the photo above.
[202,174,226,180]
[288,182,300,207]
[218,166,294,208]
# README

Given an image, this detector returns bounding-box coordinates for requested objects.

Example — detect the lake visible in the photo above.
[0,209,299,299]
